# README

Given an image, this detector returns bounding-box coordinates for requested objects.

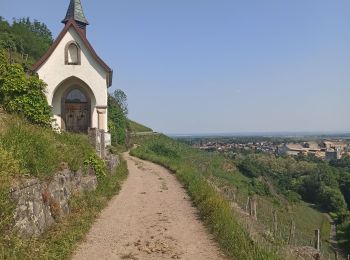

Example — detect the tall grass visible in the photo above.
[0,115,94,178]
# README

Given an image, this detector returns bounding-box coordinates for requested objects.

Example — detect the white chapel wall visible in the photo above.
[36,27,108,131]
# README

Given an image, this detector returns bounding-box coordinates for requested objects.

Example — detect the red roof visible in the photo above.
[31,19,113,87]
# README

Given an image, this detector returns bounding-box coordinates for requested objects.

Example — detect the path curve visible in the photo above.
[72,152,225,260]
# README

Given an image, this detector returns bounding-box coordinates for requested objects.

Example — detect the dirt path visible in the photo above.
[72,153,225,260]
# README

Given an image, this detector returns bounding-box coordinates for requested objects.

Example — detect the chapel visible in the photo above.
[32,0,113,133]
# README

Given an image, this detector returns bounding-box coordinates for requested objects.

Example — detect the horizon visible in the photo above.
[167,130,350,138]
[2,0,350,134]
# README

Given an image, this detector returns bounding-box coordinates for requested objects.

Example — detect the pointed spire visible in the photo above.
[62,0,89,26]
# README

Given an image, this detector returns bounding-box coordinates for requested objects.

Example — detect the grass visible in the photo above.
[0,114,94,178]
[0,158,128,259]
[131,134,280,259]
[128,119,152,133]
[0,112,128,259]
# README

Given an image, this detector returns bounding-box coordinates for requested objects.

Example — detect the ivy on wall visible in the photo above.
[0,48,52,126]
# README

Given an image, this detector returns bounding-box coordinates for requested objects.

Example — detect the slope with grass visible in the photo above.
[128,119,153,133]
[0,113,128,259]
[131,135,280,259]
[131,134,341,259]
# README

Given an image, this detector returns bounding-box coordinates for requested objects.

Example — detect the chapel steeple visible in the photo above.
[62,0,89,33]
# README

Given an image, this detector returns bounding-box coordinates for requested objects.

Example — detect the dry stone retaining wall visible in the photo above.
[9,154,119,237]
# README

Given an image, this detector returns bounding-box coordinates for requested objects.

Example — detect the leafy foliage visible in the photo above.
[108,90,128,145]
[235,151,350,252]
[0,17,52,67]
[84,153,107,180]
[0,48,52,126]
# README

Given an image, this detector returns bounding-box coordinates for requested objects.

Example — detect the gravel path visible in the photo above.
[72,152,225,260]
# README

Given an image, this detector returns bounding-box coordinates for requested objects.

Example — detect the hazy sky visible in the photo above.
[1,0,350,134]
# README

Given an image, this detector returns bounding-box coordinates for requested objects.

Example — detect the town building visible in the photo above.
[31,0,113,134]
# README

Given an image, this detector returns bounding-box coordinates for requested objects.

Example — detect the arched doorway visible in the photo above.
[61,86,91,133]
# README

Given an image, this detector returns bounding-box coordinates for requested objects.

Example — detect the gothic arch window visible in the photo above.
[65,89,87,103]
[65,41,81,65]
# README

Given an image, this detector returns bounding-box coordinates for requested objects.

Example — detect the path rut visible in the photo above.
[72,152,225,260]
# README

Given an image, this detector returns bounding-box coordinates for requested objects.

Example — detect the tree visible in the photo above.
[319,186,347,213]
[0,17,53,67]
[108,91,128,145]
[113,89,128,116]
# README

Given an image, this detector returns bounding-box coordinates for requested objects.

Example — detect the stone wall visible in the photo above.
[9,154,119,238]
[9,166,97,237]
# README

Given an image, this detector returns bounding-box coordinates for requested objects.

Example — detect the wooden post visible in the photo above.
[249,198,253,216]
[245,197,250,212]
[288,220,295,245]
[314,229,320,251]
[253,199,257,220]
[334,251,338,260]
[273,210,278,235]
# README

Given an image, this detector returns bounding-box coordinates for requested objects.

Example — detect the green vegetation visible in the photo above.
[0,17,52,68]
[235,152,350,253]
[0,112,128,260]
[131,135,279,259]
[108,90,129,145]
[0,15,131,260]
[0,159,128,259]
[0,48,52,126]
[128,119,152,133]
[131,135,350,258]
[0,114,94,178]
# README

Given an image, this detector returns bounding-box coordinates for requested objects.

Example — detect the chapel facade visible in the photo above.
[32,0,113,133]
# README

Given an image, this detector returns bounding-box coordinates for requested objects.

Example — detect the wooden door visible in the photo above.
[65,103,89,133]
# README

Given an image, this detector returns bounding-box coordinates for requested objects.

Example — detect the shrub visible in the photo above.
[84,153,107,180]
[0,48,52,126]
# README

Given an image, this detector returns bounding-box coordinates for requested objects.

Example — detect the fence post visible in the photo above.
[288,220,295,245]
[335,251,338,260]
[246,197,250,212]
[232,190,236,202]
[253,198,257,220]
[314,229,320,251]
[249,198,253,216]
[273,210,278,235]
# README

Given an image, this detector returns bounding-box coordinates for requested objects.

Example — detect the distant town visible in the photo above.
[186,137,350,161]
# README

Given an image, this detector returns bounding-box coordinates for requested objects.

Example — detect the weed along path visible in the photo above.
[72,152,225,260]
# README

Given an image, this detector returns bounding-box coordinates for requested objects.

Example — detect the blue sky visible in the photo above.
[1,0,350,134]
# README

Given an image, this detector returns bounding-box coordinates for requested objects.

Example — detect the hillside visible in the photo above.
[0,112,127,259]
[128,119,153,133]
[131,134,349,259]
